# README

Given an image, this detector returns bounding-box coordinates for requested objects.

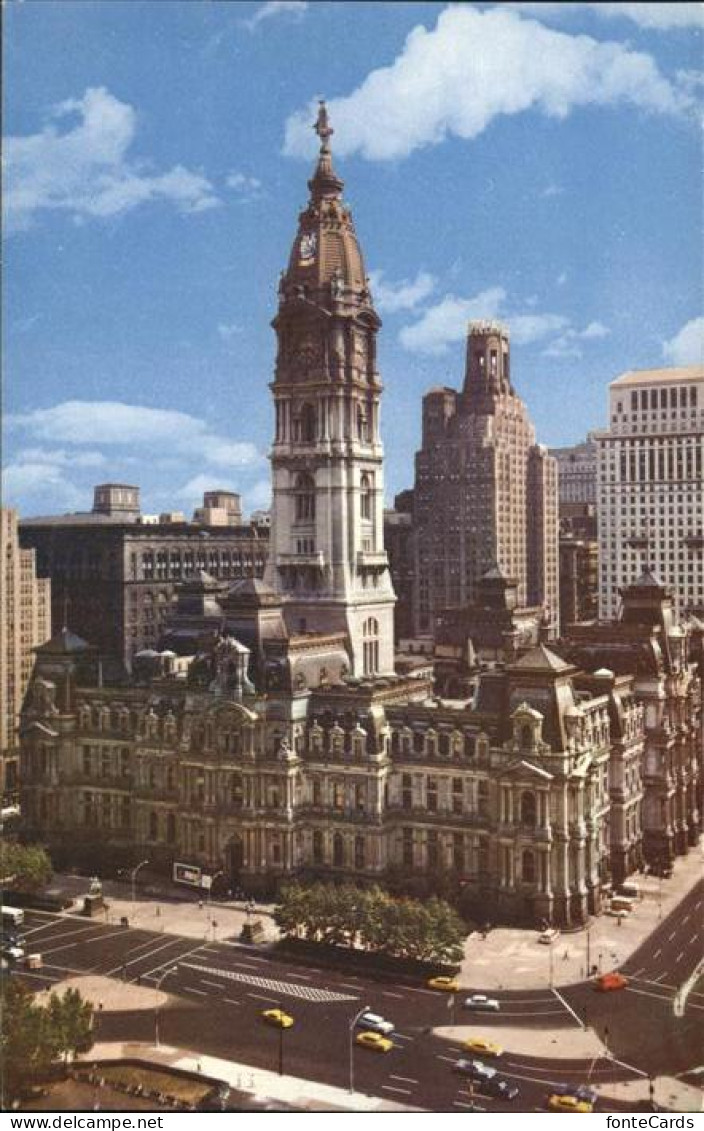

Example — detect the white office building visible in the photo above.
[596,366,704,620]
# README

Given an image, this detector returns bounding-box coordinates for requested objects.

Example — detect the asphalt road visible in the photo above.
[10,881,703,1113]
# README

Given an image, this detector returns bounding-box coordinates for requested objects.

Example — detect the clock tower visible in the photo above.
[265,103,395,677]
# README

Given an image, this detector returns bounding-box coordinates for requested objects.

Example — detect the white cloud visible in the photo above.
[556,272,568,287]
[398,288,506,354]
[17,447,107,468]
[244,1,308,31]
[226,171,263,201]
[541,182,564,198]
[662,316,704,365]
[7,400,264,470]
[510,4,704,31]
[2,460,84,511]
[368,269,436,314]
[284,6,690,163]
[542,320,611,359]
[4,86,219,233]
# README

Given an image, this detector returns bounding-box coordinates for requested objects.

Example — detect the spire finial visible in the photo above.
[314,100,333,152]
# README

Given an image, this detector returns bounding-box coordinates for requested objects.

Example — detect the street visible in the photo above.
[12,878,703,1113]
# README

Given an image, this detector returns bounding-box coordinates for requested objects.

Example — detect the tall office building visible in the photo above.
[265,103,395,676]
[412,321,559,637]
[597,366,704,620]
[0,508,51,801]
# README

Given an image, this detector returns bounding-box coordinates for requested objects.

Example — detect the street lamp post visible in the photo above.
[131,859,149,909]
[349,1004,371,1095]
[586,924,591,977]
[154,966,178,1048]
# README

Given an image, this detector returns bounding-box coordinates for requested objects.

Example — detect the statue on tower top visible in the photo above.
[314,100,333,151]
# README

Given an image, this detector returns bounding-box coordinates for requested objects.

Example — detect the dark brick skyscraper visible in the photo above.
[412,321,559,637]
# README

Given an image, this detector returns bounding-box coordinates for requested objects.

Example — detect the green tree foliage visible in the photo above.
[274,882,465,965]
[0,841,52,893]
[0,982,94,1103]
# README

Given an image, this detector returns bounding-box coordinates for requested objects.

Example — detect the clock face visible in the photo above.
[299,232,317,263]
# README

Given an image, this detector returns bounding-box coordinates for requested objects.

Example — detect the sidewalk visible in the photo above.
[77,1039,423,1112]
[459,842,704,990]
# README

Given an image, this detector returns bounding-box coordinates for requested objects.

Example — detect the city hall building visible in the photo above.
[19,106,699,927]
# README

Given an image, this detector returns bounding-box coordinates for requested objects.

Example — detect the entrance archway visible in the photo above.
[226,835,244,885]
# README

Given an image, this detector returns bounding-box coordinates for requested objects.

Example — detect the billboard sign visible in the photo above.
[173,862,202,888]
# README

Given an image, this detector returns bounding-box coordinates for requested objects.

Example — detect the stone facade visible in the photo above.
[412,323,559,639]
[561,573,702,873]
[21,635,643,926]
[264,104,395,678]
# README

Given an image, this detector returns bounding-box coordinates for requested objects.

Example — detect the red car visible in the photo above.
[594,972,628,992]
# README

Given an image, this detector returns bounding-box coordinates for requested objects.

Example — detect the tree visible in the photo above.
[0,842,52,893]
[46,989,94,1066]
[0,981,55,1102]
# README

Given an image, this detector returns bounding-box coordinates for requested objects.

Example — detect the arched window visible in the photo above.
[313,829,323,864]
[333,833,344,868]
[294,472,316,522]
[362,617,379,677]
[360,473,373,520]
[521,791,537,826]
[522,849,536,884]
[149,811,158,841]
[520,724,533,750]
[354,835,365,869]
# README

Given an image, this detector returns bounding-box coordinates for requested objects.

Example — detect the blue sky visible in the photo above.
[3,0,702,518]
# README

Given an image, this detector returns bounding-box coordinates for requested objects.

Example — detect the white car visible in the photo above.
[356,1011,394,1036]
[2,944,25,962]
[463,994,500,1013]
[538,928,560,945]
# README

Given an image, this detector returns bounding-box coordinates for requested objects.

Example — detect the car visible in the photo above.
[356,1011,394,1035]
[463,993,500,1012]
[617,882,640,899]
[610,897,635,913]
[539,928,560,945]
[261,1009,294,1029]
[548,1094,593,1113]
[463,1038,503,1058]
[483,1076,520,1101]
[1,944,25,962]
[427,975,459,992]
[356,1031,393,1054]
[452,1059,497,1081]
[549,1083,598,1105]
[594,972,628,992]
[605,908,630,918]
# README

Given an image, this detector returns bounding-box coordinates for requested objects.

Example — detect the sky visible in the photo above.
[3,0,703,519]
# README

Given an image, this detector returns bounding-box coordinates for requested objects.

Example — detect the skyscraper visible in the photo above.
[265,103,395,676]
[597,366,704,620]
[412,321,559,637]
[1,507,51,801]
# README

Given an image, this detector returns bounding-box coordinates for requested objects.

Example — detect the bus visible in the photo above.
[2,906,25,929]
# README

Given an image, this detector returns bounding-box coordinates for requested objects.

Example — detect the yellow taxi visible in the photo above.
[548,1094,593,1113]
[261,1008,294,1029]
[356,1030,393,1054]
[427,975,460,992]
[462,1037,503,1058]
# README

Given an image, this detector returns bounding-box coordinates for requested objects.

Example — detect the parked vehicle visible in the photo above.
[427,975,459,992]
[1,943,25,962]
[1,906,25,930]
[539,928,560,945]
[617,882,640,899]
[610,897,635,913]
[463,1038,503,1058]
[548,1094,593,1112]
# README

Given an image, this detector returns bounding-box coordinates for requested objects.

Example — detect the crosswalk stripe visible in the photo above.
[179,961,359,1003]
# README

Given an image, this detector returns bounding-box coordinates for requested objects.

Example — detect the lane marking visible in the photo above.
[653,949,662,959]
[200,979,226,989]
[436,1055,456,1064]
[184,987,207,996]
[393,1033,415,1043]
[551,987,583,1028]
[676,951,685,964]
[42,927,139,957]
[248,993,279,1004]
[339,982,361,990]
[668,930,677,941]
[390,1074,419,1085]
[285,972,312,982]
[383,991,404,999]
[224,998,240,1006]
[381,1086,412,1096]
[140,940,214,982]
[104,936,189,977]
